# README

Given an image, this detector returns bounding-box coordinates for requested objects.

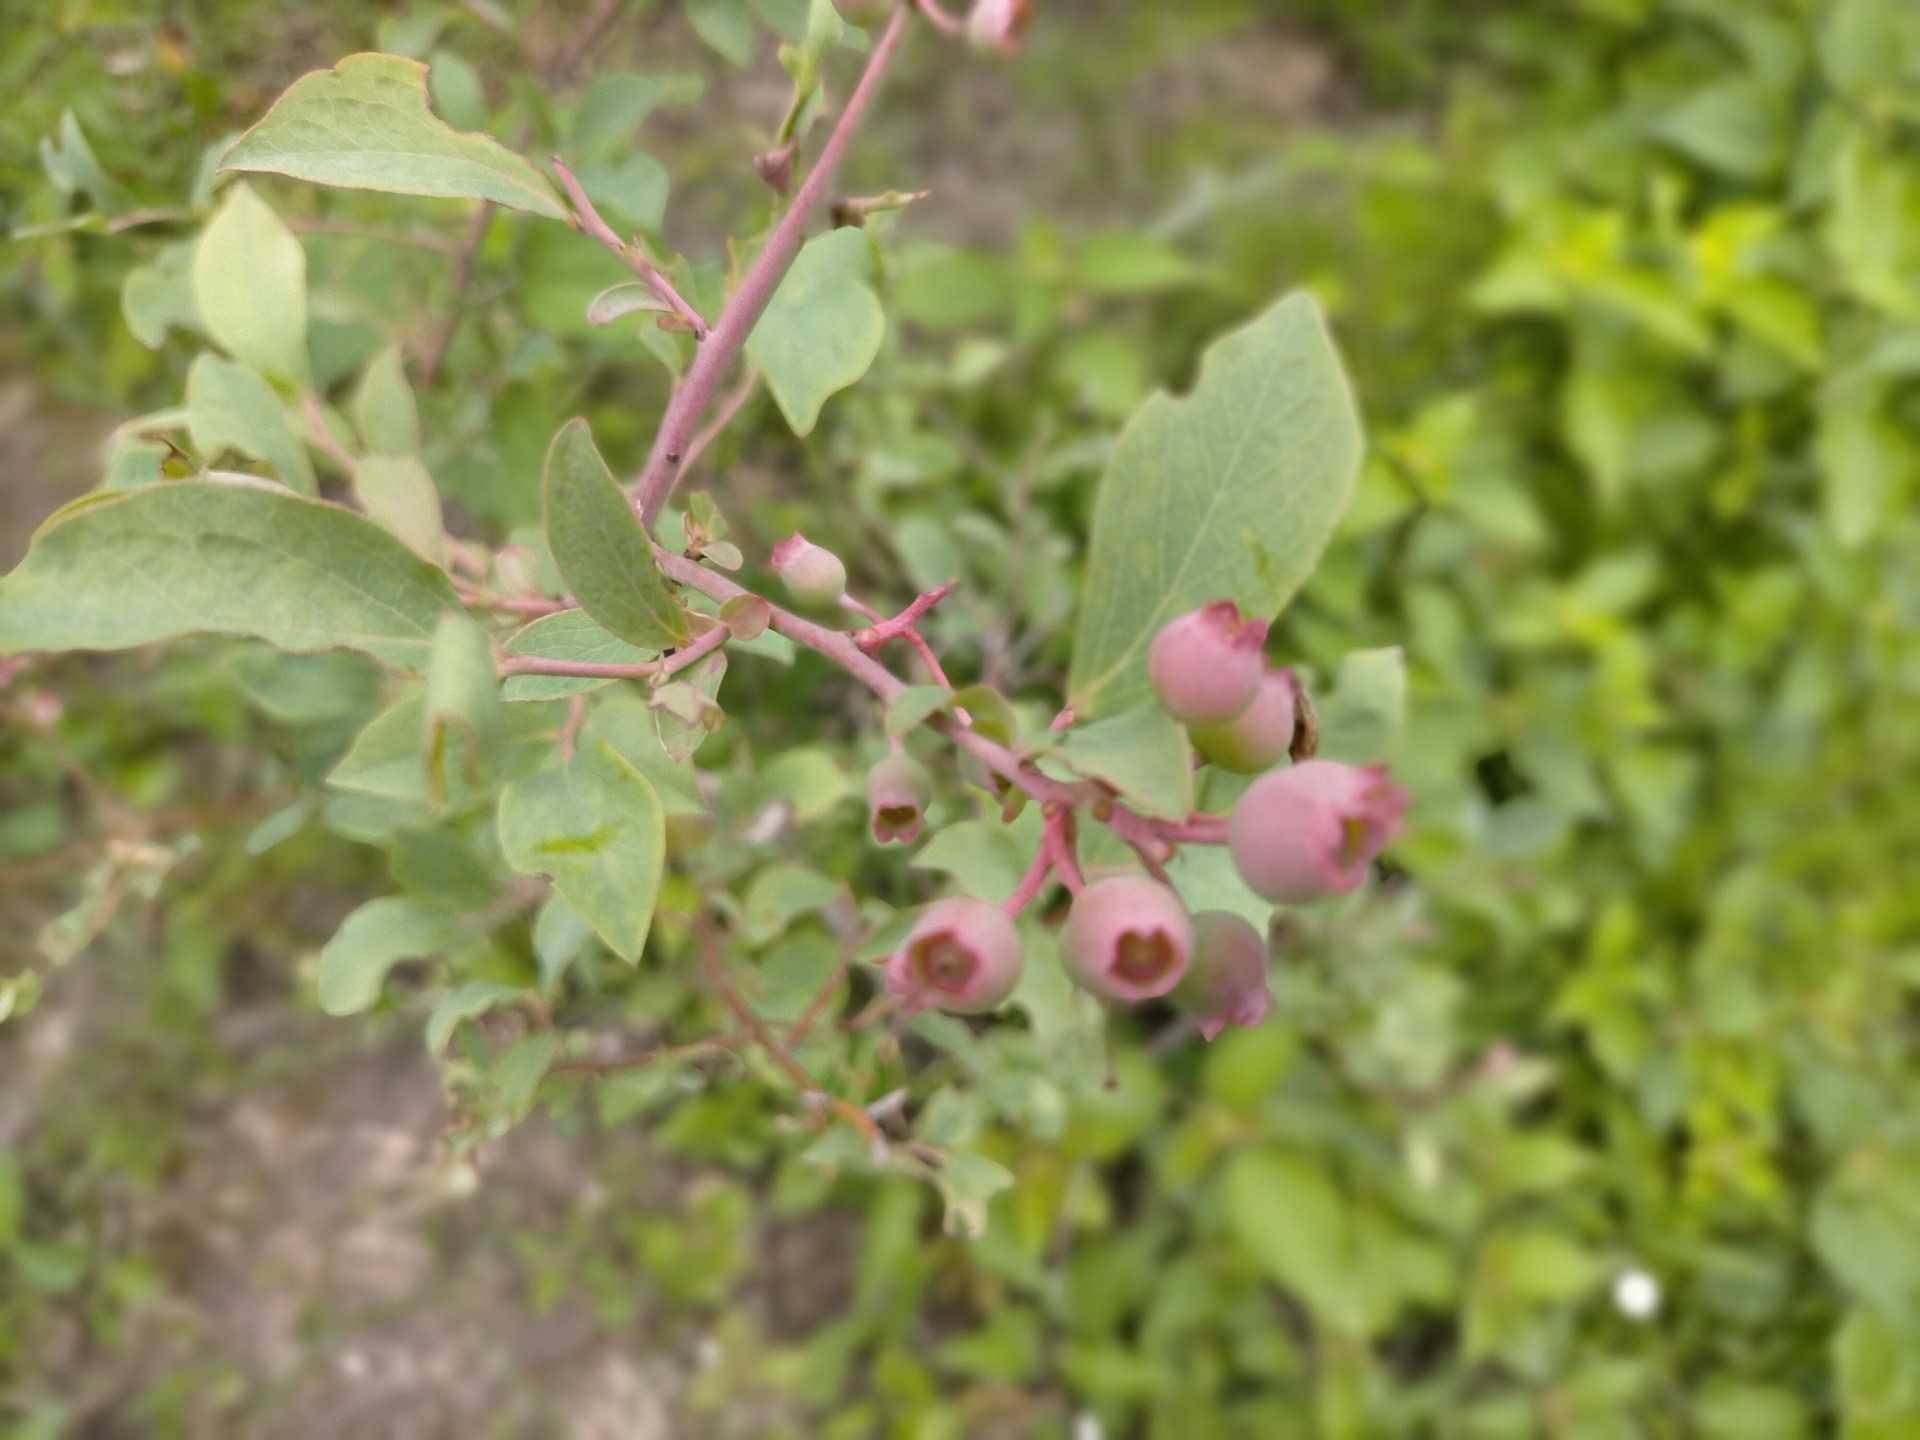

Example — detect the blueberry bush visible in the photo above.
[3,1,1919,1436]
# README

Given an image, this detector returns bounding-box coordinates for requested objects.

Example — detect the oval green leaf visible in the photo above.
[0,482,462,670]
[1066,293,1363,720]
[542,417,688,649]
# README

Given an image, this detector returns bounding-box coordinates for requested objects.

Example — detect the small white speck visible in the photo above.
[1613,1267,1660,1320]
[1072,1413,1105,1440]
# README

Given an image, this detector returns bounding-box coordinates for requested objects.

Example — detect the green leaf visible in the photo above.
[350,343,421,455]
[1655,80,1789,181]
[426,48,487,132]
[39,107,128,212]
[122,241,201,349]
[329,692,434,801]
[193,181,308,383]
[186,354,317,493]
[533,894,591,990]
[542,418,688,648]
[1224,1148,1361,1331]
[579,695,707,818]
[933,1150,1016,1239]
[0,482,462,670]
[498,740,666,962]
[425,610,502,805]
[1067,293,1363,720]
[912,812,1044,905]
[569,72,705,157]
[425,980,525,1053]
[219,52,567,220]
[1315,646,1407,765]
[352,454,447,565]
[745,228,885,436]
[227,645,382,724]
[1054,702,1193,819]
[317,895,459,1014]
[502,609,658,701]
[688,0,755,65]
[886,684,959,739]
[577,151,669,233]
[488,1031,560,1120]
[1078,228,1199,294]
[741,862,844,946]
[1816,392,1907,548]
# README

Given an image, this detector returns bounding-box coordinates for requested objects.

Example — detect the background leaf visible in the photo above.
[186,354,316,493]
[192,180,308,383]
[745,228,885,436]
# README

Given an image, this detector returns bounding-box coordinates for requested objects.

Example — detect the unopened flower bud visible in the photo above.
[770,532,847,609]
[1227,759,1408,904]
[885,897,1024,1015]
[1060,875,1193,1002]
[967,0,1032,52]
[1172,911,1271,1041]
[1190,666,1298,774]
[866,751,931,845]
[1147,601,1268,725]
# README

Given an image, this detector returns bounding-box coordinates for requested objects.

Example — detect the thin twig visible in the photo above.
[1002,840,1055,916]
[418,201,494,383]
[853,581,957,651]
[676,367,760,481]
[912,0,967,36]
[550,157,709,338]
[631,6,912,527]
[698,913,883,1148]
[496,621,727,680]
[455,586,570,616]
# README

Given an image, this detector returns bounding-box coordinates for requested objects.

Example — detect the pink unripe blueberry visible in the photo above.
[1190,666,1299,774]
[1172,911,1272,1041]
[866,751,931,845]
[1060,875,1194,1003]
[1227,759,1409,904]
[885,897,1024,1015]
[967,0,1032,52]
[770,532,847,609]
[1146,601,1269,725]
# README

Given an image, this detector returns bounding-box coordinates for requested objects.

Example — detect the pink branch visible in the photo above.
[631,6,912,528]
[853,581,957,652]
[551,157,709,339]
[1044,808,1086,894]
[497,620,727,680]
[1002,840,1055,915]
[652,550,1233,864]
[913,0,966,36]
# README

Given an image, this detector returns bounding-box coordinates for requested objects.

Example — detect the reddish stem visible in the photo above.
[550,157,710,339]
[631,6,912,527]
[1002,840,1056,916]
[496,620,726,680]
[853,581,957,651]
[651,549,1229,864]
[913,0,966,36]
[1044,808,1087,894]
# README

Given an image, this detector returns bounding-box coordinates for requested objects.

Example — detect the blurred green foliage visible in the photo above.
[5,0,1920,1436]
